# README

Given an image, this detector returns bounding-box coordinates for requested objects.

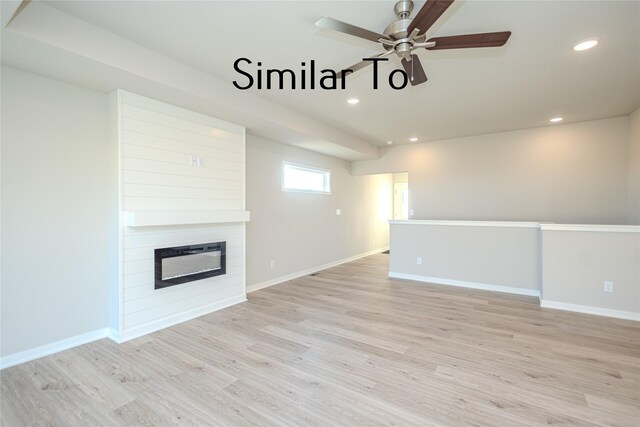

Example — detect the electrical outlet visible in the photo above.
[409,209,414,216]
[336,209,341,215]
[190,155,198,167]
[197,157,205,167]
[270,260,275,269]
[604,281,614,292]
[416,257,422,265]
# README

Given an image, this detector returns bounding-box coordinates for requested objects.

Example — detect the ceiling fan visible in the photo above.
[315,0,511,86]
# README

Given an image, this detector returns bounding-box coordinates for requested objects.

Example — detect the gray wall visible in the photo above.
[541,229,640,314]
[628,107,640,225]
[246,135,392,287]
[389,222,540,292]
[1,67,110,357]
[353,117,631,224]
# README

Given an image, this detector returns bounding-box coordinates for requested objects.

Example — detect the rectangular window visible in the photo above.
[282,162,331,194]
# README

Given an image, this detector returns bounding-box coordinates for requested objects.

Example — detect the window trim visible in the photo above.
[281,161,331,195]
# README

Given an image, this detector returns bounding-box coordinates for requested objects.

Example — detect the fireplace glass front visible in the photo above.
[154,242,226,289]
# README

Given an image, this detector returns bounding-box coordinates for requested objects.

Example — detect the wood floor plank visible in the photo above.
[2,253,639,426]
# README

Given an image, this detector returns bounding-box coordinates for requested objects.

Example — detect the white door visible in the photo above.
[393,183,409,220]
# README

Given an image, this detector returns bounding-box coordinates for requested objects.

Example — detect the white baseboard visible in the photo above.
[2,294,248,369]
[0,328,109,370]
[108,294,247,343]
[388,272,541,297]
[247,247,389,293]
[540,300,640,321]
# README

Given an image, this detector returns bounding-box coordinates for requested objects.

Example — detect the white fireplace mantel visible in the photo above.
[123,210,250,227]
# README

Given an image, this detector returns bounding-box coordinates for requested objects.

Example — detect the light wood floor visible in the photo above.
[2,254,639,426]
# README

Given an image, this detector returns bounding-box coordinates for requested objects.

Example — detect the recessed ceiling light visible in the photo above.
[549,117,563,123]
[409,137,418,142]
[347,98,360,105]
[386,140,393,145]
[573,39,598,51]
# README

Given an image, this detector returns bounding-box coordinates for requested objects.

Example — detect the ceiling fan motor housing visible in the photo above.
[384,1,422,59]
[383,19,412,40]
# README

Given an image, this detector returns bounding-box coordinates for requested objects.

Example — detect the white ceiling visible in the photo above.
[5,0,640,152]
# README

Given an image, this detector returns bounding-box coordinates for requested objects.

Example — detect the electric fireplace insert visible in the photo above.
[154,242,226,289]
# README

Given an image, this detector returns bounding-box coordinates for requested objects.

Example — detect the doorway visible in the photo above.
[393,172,409,220]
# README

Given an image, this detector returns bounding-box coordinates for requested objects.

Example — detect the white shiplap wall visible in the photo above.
[110,91,247,342]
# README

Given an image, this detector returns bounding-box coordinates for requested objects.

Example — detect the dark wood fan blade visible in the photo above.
[426,31,511,50]
[401,55,428,86]
[407,0,455,36]
[315,17,390,43]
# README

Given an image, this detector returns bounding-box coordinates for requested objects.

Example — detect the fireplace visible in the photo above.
[154,242,226,289]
